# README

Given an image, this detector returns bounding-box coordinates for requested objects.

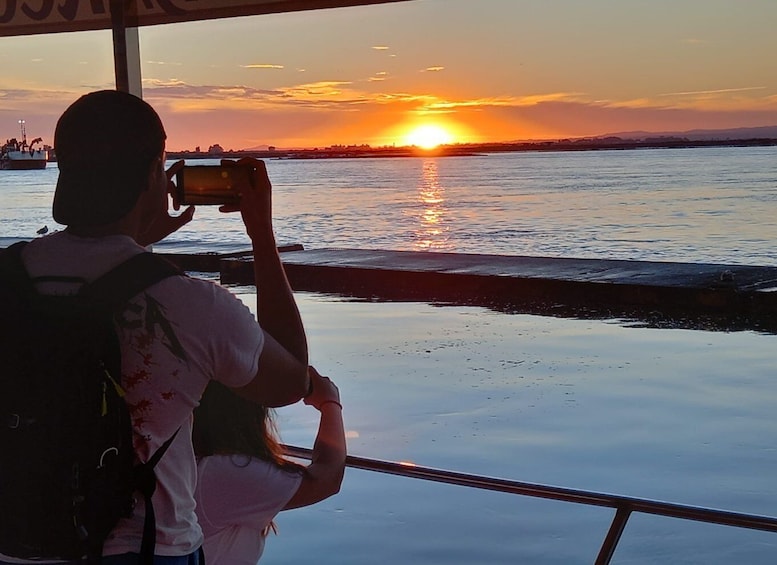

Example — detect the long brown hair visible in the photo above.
[193,381,300,471]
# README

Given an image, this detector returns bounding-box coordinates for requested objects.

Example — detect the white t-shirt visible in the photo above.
[10,232,265,559]
[195,455,303,565]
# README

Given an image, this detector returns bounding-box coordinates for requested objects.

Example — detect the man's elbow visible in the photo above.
[265,362,309,407]
[292,362,311,400]
[234,359,309,407]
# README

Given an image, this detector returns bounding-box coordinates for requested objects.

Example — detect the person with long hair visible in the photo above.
[192,366,346,564]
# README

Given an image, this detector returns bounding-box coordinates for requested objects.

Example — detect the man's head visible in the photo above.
[53,90,167,227]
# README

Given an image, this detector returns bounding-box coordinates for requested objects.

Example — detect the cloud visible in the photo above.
[135,75,777,120]
[418,92,588,112]
[422,66,445,72]
[0,87,90,141]
[372,46,389,50]
[0,87,79,104]
[280,81,356,99]
[602,86,776,112]
[128,76,777,147]
[143,79,276,100]
[606,97,669,110]
[411,87,776,116]
[660,86,766,97]
[147,60,183,66]
[241,64,284,69]
[142,78,377,113]
[483,99,777,140]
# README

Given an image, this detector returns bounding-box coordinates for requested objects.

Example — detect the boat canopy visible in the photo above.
[0,0,410,37]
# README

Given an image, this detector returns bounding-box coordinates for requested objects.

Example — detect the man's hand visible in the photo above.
[137,160,195,247]
[217,158,273,244]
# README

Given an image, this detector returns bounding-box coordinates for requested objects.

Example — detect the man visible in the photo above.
[3,90,309,563]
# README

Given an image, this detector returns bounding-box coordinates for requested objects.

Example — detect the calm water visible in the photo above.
[1,146,776,265]
[1,147,776,564]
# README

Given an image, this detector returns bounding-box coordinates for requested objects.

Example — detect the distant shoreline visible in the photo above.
[166,137,777,161]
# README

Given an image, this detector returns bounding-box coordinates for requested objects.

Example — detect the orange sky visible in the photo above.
[2,0,777,151]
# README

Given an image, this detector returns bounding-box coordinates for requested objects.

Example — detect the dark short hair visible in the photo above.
[53,90,166,227]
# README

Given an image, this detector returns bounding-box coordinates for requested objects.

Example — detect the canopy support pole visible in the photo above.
[110,0,143,97]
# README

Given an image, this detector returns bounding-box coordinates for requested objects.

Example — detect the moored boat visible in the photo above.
[1,120,47,170]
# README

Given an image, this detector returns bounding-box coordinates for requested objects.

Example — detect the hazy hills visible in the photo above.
[599,125,777,142]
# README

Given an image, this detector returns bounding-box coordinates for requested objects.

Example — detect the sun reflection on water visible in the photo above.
[414,159,451,251]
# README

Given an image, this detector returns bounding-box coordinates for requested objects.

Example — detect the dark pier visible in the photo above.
[160,247,777,334]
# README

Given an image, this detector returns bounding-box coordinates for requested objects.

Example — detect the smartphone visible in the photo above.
[174,164,251,205]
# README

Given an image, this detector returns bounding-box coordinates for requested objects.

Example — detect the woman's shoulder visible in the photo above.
[195,455,303,524]
[198,454,303,484]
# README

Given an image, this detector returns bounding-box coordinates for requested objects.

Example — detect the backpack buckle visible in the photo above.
[7,413,20,429]
[99,447,119,468]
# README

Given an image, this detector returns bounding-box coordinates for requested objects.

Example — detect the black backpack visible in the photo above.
[0,241,183,564]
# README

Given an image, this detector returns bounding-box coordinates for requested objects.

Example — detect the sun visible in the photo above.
[404,124,454,149]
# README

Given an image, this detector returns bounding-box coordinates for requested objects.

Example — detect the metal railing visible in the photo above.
[283,444,777,564]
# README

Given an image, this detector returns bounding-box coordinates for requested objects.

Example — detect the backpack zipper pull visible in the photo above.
[100,362,125,416]
[101,363,126,397]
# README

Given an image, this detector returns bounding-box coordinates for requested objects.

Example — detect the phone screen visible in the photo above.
[175,165,250,205]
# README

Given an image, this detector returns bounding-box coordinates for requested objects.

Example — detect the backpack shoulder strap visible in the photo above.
[1,245,182,307]
[0,242,33,297]
[81,254,184,565]
[136,429,180,565]
[79,252,184,311]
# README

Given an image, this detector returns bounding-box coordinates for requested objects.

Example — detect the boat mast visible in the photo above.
[18,119,26,146]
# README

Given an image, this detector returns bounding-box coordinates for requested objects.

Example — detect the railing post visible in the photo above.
[595,506,632,565]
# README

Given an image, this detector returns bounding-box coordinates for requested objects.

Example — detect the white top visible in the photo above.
[3,232,264,561]
[195,455,303,565]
